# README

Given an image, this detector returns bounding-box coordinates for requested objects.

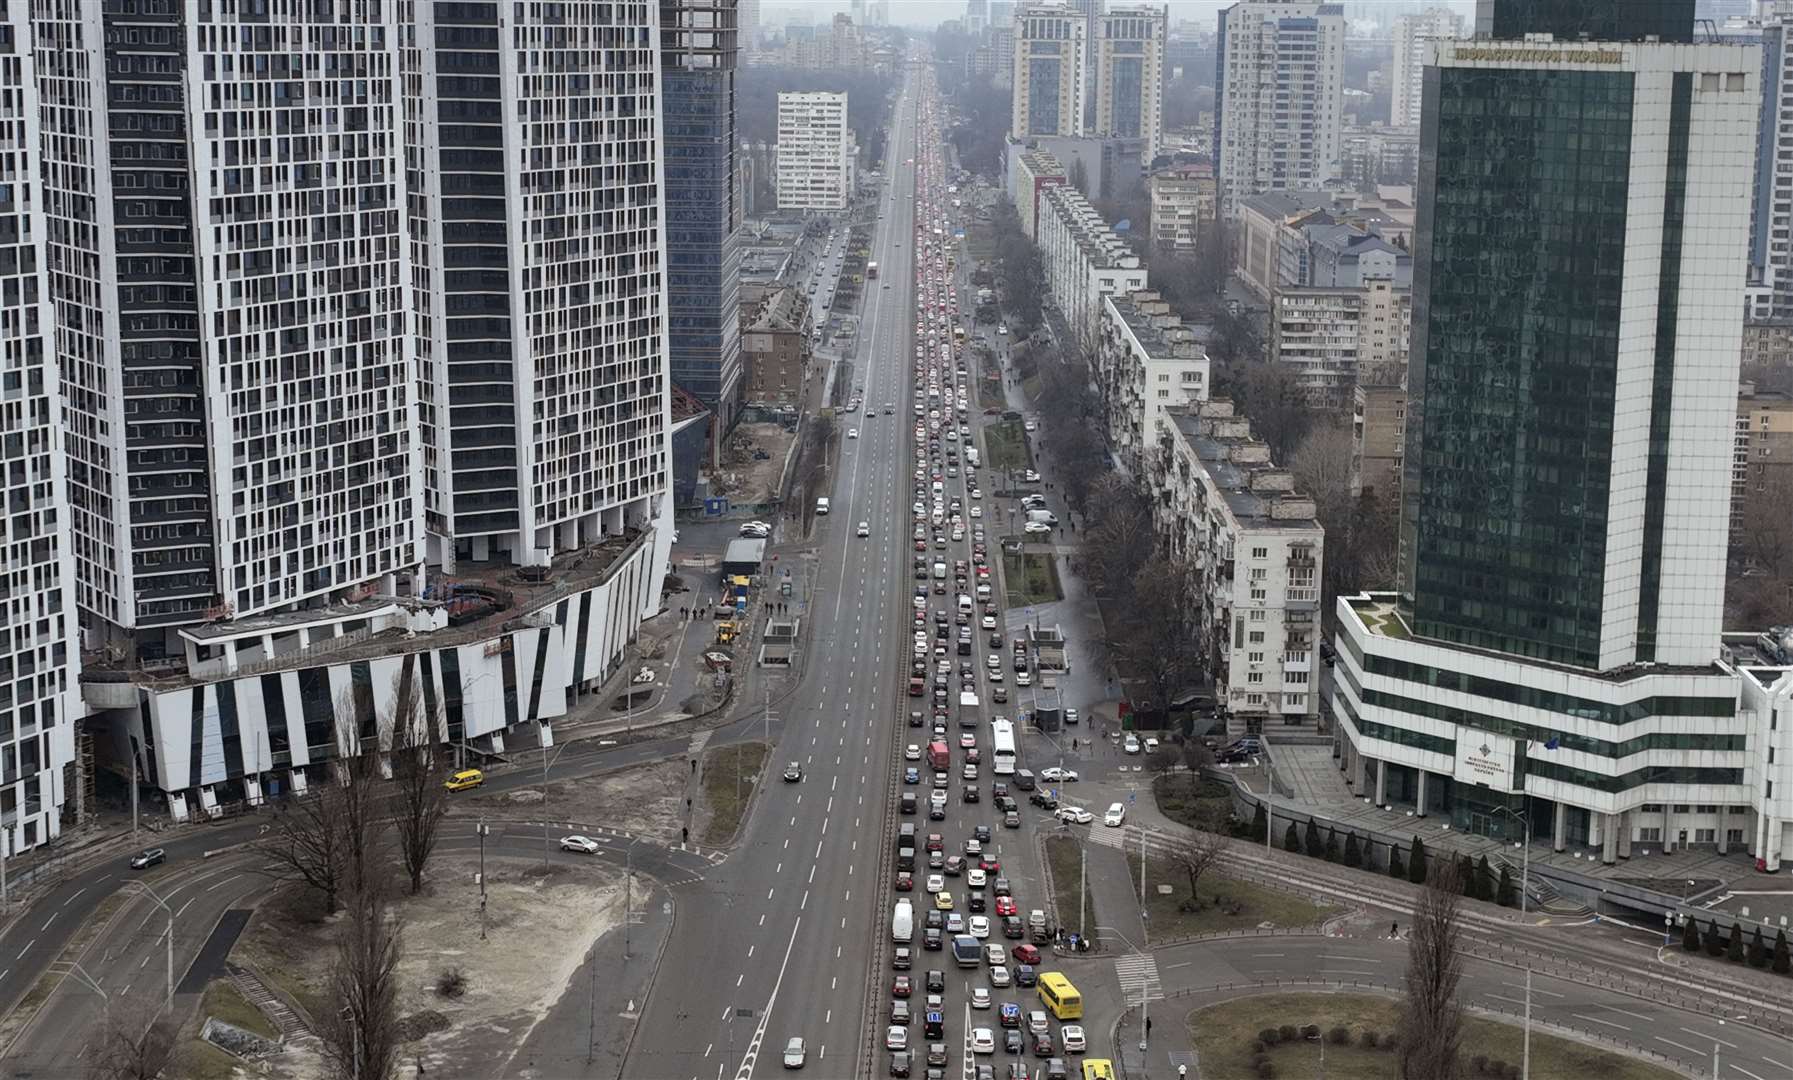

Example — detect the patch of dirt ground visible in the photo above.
[460,756,691,844]
[712,421,796,504]
[246,862,624,1080]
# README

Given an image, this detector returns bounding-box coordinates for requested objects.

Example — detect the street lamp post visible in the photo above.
[120,879,175,1008]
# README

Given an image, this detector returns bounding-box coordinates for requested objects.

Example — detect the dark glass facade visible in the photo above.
[1108,54,1143,137]
[1028,54,1063,135]
[1402,65,1638,667]
[1474,0,1694,43]
[662,0,743,424]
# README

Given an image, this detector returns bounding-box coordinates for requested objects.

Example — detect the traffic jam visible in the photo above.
[880,68,1108,1080]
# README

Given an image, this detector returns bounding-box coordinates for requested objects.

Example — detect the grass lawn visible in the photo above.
[983,420,1030,473]
[200,978,280,1041]
[1153,773,1236,833]
[701,740,771,846]
[1189,992,1679,1080]
[168,1039,247,1080]
[1127,852,1333,939]
[1044,834,1096,937]
[1002,550,1063,606]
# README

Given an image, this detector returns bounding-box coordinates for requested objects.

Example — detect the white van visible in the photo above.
[957,594,973,614]
[1026,509,1057,527]
[965,448,980,468]
[815,497,830,516]
[893,898,914,942]
[975,583,991,601]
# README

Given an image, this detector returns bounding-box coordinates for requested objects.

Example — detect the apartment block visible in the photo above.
[740,286,815,407]
[662,0,746,427]
[1270,281,1411,409]
[1733,383,1793,530]
[1147,162,1218,257]
[1235,189,1413,300]
[1390,7,1463,127]
[1351,381,1406,506]
[37,1,423,655]
[1009,148,1069,239]
[1339,123,1420,188]
[1013,4,1087,138]
[1035,184,1148,353]
[1215,0,1346,216]
[1152,405,1325,730]
[70,0,677,825]
[1093,5,1167,161]
[1097,289,1211,473]
[1334,18,1786,868]
[777,91,854,211]
[0,1,79,854]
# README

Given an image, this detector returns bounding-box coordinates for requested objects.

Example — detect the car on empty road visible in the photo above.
[783,1037,807,1068]
[559,835,601,854]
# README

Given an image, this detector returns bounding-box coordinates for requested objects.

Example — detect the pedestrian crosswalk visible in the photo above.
[1084,823,1129,850]
[1114,952,1162,1005]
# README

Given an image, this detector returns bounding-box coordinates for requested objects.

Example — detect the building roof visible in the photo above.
[1106,290,1206,361]
[745,286,809,334]
[1041,185,1140,271]
[1167,409,1319,530]
[1237,190,1336,221]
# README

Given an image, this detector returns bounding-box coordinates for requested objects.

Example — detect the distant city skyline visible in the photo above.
[762,0,1475,33]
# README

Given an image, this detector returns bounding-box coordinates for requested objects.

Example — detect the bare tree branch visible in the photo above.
[84,1007,176,1080]
[389,666,449,896]
[1177,829,1227,902]
[256,694,390,914]
[322,880,403,1080]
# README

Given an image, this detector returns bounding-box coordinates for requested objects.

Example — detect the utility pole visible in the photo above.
[542,735,551,872]
[624,844,634,960]
[1265,788,1273,854]
[1078,842,1087,939]
[131,753,139,838]
[478,818,489,941]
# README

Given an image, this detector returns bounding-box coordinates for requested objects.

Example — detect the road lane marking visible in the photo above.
[16,940,32,960]
[1503,981,1562,998]
[1572,1013,1628,1030]
[1655,1035,1702,1055]
[39,915,53,932]
[1730,1065,1768,1080]
[1682,1026,1738,1049]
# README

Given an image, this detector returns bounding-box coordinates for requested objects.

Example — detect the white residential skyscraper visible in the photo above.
[1215,0,1345,215]
[404,0,675,573]
[0,0,79,855]
[1390,6,1463,127]
[36,0,423,658]
[1013,4,1088,138]
[776,91,854,210]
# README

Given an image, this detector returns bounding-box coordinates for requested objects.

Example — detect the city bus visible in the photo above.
[1081,1061,1117,1080]
[990,717,1017,776]
[1037,971,1082,1020]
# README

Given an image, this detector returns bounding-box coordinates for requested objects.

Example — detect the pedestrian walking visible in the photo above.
[1390,920,1399,938]
[682,825,689,843]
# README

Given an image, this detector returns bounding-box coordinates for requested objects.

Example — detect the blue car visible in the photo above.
[999,1002,1022,1028]
[905,767,921,785]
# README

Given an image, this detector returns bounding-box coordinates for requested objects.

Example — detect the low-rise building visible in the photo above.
[1235,189,1415,302]
[739,285,815,406]
[1339,123,1421,189]
[1351,381,1405,506]
[1269,279,1411,409]
[1097,289,1211,472]
[1152,405,1325,731]
[1009,148,1068,239]
[1733,383,1793,531]
[1148,162,1218,258]
[1035,183,1148,353]
[1743,317,1793,368]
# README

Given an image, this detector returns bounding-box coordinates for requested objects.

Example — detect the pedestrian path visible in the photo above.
[1085,823,1129,850]
[1113,951,1162,1005]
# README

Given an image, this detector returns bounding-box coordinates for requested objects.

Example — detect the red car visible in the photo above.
[892,975,912,998]
[978,855,1001,873]
[895,872,914,892]
[994,896,1017,917]
[1011,943,1041,966]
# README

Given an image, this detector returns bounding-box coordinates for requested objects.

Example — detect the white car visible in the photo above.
[858,521,871,537]
[1123,735,1141,754]
[1144,737,1160,753]
[967,868,987,887]
[981,615,996,629]
[926,873,946,893]
[989,965,1012,987]
[906,744,922,761]
[886,1026,908,1052]
[971,1028,996,1054]
[783,1036,807,1069]
[1061,1025,1086,1053]
[848,429,859,439]
[971,988,992,1010]
[739,522,771,538]
[969,916,990,938]
[1023,420,1037,433]
[1015,671,1032,687]
[1055,806,1094,825]
[1039,767,1079,783]
[969,505,982,518]
[559,835,601,854]
[1024,522,1052,536]
[1104,803,1127,827]
[1022,470,1041,483]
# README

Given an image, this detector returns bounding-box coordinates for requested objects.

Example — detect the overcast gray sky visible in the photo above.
[768,1,1477,32]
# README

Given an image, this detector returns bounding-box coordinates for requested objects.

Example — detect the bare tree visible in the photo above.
[1399,858,1465,1080]
[389,667,449,896]
[1289,419,1400,625]
[322,882,404,1080]
[1079,475,1154,601]
[1176,829,1228,903]
[85,1008,176,1080]
[1145,745,1181,773]
[1108,557,1204,721]
[1733,471,1793,578]
[257,706,388,914]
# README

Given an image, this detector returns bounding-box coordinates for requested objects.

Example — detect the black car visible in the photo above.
[968,890,986,912]
[1032,1032,1053,1058]
[991,877,1012,896]
[1004,1030,1025,1055]
[890,1050,912,1077]
[962,786,980,803]
[1002,915,1024,938]
[991,782,1009,799]
[925,909,945,930]
[894,946,913,969]
[901,793,918,815]
[994,795,1017,813]
[1028,791,1056,809]
[973,825,993,842]
[923,927,943,950]
[926,969,946,993]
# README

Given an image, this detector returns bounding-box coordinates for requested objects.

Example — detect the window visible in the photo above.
[1638,827,1662,843]
[1695,828,1717,843]
[1248,651,1263,663]
[1247,672,1264,684]
[1248,631,1264,643]
[1252,547,1267,558]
